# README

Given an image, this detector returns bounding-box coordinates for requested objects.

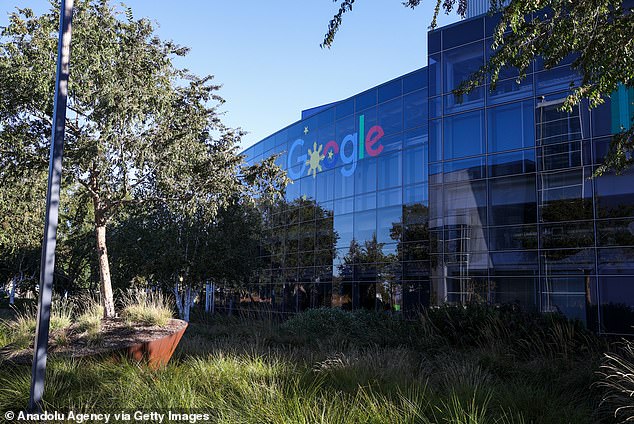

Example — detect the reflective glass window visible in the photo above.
[381,133,403,153]
[334,196,354,215]
[356,107,378,133]
[315,169,335,203]
[488,175,537,226]
[595,168,634,218]
[404,68,428,93]
[599,276,634,334]
[486,76,534,105]
[355,158,377,194]
[429,96,442,119]
[335,98,354,120]
[540,276,588,322]
[539,168,594,221]
[355,89,377,111]
[444,86,485,114]
[592,87,634,137]
[535,67,580,96]
[598,247,634,275]
[597,218,634,247]
[404,127,427,148]
[540,221,595,249]
[404,89,428,129]
[404,183,428,205]
[300,176,315,199]
[334,168,355,199]
[429,119,443,162]
[490,251,539,275]
[378,79,402,103]
[403,146,427,185]
[443,110,485,160]
[442,18,484,50]
[537,140,582,171]
[377,188,402,208]
[316,108,335,127]
[428,30,441,53]
[443,180,488,225]
[488,150,536,177]
[491,277,537,309]
[378,151,402,190]
[354,210,377,244]
[489,225,538,251]
[541,248,595,275]
[536,100,583,145]
[487,100,534,152]
[334,213,354,248]
[443,157,486,182]
[378,98,403,135]
[429,53,441,97]
[355,192,376,212]
[377,206,402,244]
[443,42,484,93]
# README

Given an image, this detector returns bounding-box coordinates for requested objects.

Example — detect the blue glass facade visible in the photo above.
[235,14,634,335]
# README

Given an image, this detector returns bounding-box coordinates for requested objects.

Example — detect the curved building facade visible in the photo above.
[233,11,634,335]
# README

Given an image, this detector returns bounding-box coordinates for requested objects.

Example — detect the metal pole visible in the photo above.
[28,0,74,412]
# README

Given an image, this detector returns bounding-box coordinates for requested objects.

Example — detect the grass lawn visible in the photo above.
[0,307,617,423]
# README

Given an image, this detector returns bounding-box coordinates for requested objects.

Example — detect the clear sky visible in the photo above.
[1,1,459,150]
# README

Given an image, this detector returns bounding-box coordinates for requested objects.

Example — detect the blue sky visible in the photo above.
[2,1,458,150]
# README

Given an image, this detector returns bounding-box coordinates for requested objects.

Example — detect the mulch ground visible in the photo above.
[0,318,187,365]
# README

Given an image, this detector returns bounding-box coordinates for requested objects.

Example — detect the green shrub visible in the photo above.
[120,290,173,327]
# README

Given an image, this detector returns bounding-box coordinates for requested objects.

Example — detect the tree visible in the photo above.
[0,168,46,301]
[322,0,634,174]
[0,1,286,317]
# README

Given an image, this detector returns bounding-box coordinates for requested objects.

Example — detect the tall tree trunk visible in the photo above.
[95,224,116,317]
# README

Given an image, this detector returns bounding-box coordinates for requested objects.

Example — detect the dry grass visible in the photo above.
[120,290,174,327]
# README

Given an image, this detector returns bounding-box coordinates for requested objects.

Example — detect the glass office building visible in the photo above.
[236,11,634,335]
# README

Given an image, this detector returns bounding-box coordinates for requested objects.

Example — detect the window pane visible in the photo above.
[487,100,534,152]
[488,150,536,177]
[378,79,402,103]
[443,42,484,93]
[443,110,485,160]
[404,89,428,129]
[378,98,403,135]
[378,152,402,190]
[488,175,537,226]
[445,157,486,183]
[443,19,484,50]
[486,77,534,105]
[403,146,427,185]
[404,68,428,93]
[355,89,377,111]
[535,66,580,96]
[595,168,634,218]
[489,225,538,251]
[377,206,402,244]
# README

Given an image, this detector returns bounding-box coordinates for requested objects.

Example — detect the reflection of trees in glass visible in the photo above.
[254,197,338,312]
[390,203,435,266]
[539,198,594,260]
[335,234,401,311]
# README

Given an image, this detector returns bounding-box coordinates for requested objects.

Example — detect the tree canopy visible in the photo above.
[322,0,634,174]
[0,0,286,316]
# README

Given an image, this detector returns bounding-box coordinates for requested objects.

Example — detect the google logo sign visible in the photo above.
[287,114,385,180]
